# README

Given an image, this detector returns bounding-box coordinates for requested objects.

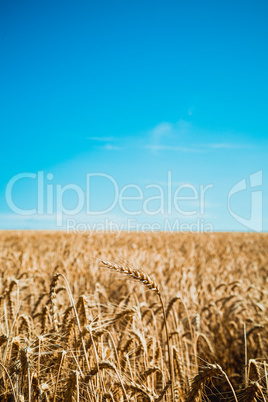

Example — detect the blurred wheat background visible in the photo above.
[0,231,267,401]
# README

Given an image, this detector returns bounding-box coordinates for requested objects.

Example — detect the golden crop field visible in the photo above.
[0,231,267,401]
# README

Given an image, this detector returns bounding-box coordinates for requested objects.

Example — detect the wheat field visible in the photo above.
[0,230,267,401]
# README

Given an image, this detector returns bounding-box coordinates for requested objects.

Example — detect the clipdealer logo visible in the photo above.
[227,170,263,232]
[5,170,264,232]
[5,171,213,229]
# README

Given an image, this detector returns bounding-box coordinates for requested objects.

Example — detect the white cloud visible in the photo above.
[102,144,122,151]
[145,120,247,153]
[207,143,241,149]
[149,120,192,141]
[87,121,248,154]
[151,122,174,141]
[87,136,116,142]
[146,144,204,153]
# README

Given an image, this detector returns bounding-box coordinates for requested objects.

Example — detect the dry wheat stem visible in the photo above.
[100,259,175,401]
[0,362,18,402]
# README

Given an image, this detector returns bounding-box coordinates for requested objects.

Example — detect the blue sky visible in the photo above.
[0,0,267,232]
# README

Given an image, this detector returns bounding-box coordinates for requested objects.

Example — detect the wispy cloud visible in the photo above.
[87,136,116,142]
[149,120,192,142]
[87,122,249,154]
[150,122,174,142]
[145,120,248,153]
[146,144,204,153]
[87,136,123,151]
[101,144,122,151]
[207,143,242,149]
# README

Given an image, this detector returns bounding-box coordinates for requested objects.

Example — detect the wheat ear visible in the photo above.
[100,260,175,402]
[186,363,238,402]
[101,260,159,293]
[241,381,266,402]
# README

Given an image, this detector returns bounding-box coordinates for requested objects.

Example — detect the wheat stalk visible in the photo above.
[100,259,175,401]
